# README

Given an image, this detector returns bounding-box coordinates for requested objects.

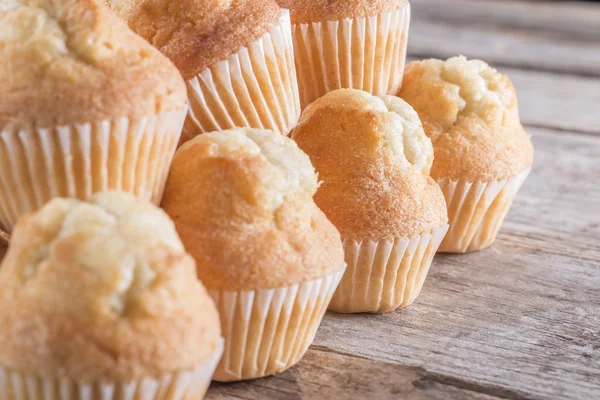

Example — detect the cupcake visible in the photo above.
[107,0,301,142]
[291,89,448,313]
[0,0,187,233]
[399,56,534,253]
[0,191,222,400]
[278,0,411,108]
[161,128,345,381]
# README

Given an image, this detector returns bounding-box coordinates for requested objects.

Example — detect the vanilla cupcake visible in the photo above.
[0,191,222,400]
[161,128,345,381]
[399,56,534,253]
[0,0,187,233]
[107,0,300,142]
[278,0,410,108]
[292,89,448,313]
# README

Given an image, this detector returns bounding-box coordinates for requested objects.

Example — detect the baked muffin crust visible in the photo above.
[161,128,344,291]
[399,56,534,181]
[277,0,408,24]
[0,0,187,130]
[292,89,447,240]
[0,192,221,382]
[106,0,281,80]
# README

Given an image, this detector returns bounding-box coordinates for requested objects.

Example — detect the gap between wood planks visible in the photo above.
[408,0,600,78]
[207,346,532,400]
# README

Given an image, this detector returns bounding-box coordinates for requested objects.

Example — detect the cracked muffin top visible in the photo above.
[292,89,448,240]
[106,0,281,80]
[0,0,186,130]
[0,191,221,382]
[399,56,534,181]
[277,0,408,24]
[161,128,344,291]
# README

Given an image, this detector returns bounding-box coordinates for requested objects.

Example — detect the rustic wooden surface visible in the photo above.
[206,0,600,399]
[0,1,595,399]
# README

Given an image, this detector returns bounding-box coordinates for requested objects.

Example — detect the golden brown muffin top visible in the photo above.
[161,128,345,291]
[0,192,221,382]
[277,0,408,24]
[0,0,187,131]
[292,89,448,240]
[106,0,281,80]
[399,56,534,182]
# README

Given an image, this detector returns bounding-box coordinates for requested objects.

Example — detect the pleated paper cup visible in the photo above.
[182,10,301,142]
[437,167,532,253]
[0,109,186,232]
[329,224,448,314]
[209,266,345,382]
[292,4,410,108]
[0,339,223,400]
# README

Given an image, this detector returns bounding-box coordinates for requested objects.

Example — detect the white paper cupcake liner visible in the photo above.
[209,266,345,381]
[292,4,410,108]
[0,109,186,232]
[183,10,301,141]
[0,339,223,400]
[437,167,532,253]
[329,224,448,314]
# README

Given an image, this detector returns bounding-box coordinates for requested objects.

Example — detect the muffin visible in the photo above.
[161,128,345,381]
[292,89,448,313]
[0,191,222,400]
[399,56,534,253]
[107,0,301,142]
[278,0,410,108]
[0,0,187,233]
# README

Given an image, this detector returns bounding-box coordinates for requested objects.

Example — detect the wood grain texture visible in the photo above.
[206,347,504,399]
[408,0,600,77]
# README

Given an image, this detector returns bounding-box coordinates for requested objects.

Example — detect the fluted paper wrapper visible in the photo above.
[292,5,410,108]
[329,224,448,314]
[209,266,345,381]
[0,339,223,400]
[437,167,532,253]
[0,110,186,232]
[183,10,301,142]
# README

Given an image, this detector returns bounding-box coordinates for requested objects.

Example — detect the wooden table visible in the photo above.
[0,1,596,399]
[206,1,600,399]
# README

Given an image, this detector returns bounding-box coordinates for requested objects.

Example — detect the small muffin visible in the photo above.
[107,0,301,141]
[292,89,448,313]
[0,0,187,233]
[0,191,222,400]
[161,128,345,381]
[399,56,534,253]
[278,0,411,108]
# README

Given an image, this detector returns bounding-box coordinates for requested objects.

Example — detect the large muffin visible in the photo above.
[292,89,448,313]
[0,0,188,232]
[278,0,411,108]
[400,56,534,252]
[0,191,222,400]
[107,0,301,140]
[162,128,345,381]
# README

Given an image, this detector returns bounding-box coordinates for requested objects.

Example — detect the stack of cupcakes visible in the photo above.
[0,0,534,398]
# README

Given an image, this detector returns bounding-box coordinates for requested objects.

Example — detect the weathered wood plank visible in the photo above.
[500,126,600,260]
[503,70,600,135]
[311,126,600,399]
[206,347,505,399]
[409,0,600,77]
